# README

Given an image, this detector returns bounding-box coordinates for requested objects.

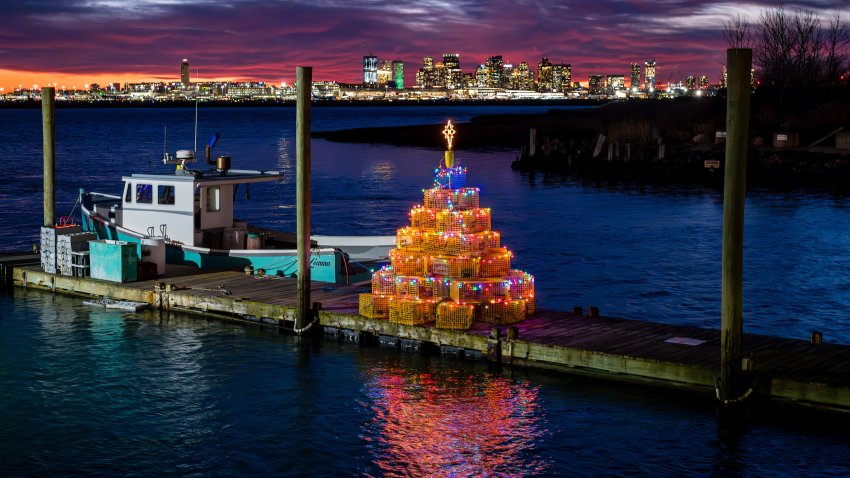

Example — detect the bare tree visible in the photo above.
[727,5,850,122]
[723,15,752,48]
[824,12,850,84]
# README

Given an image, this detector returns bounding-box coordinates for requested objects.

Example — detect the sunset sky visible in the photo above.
[1,0,848,91]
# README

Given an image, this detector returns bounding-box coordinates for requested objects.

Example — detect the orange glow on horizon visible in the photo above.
[0,69,274,91]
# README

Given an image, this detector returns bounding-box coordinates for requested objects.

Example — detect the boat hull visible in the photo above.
[81,211,350,283]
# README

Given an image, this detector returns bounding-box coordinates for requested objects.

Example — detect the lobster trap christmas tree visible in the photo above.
[359,120,536,329]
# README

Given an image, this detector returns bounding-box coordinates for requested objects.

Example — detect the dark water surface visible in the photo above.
[2,106,850,476]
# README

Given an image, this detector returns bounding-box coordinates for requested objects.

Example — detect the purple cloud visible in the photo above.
[0,0,848,87]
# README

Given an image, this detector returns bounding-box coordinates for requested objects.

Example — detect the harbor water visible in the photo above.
[2,105,850,476]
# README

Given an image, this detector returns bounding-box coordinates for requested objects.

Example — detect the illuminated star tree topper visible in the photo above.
[442,120,456,151]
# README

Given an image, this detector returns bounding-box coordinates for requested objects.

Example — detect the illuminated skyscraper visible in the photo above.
[181,59,190,86]
[721,65,727,88]
[588,75,604,94]
[443,53,462,89]
[485,55,504,88]
[630,63,640,90]
[433,61,447,89]
[417,57,436,88]
[377,60,393,87]
[698,75,708,89]
[685,75,696,90]
[363,55,378,86]
[475,64,488,87]
[645,59,656,91]
[552,63,572,92]
[514,61,534,90]
[392,61,404,89]
[606,75,625,92]
[537,57,553,92]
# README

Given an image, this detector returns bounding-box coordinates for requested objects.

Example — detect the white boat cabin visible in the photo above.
[120,170,279,247]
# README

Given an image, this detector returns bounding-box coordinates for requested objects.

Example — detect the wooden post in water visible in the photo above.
[295,67,312,333]
[720,48,752,401]
[42,87,56,227]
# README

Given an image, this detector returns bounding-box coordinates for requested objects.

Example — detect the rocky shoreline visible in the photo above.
[314,97,850,188]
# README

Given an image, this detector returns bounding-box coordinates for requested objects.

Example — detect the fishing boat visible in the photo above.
[79,137,394,283]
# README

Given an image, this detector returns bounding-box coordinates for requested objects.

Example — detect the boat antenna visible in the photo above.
[163,125,169,162]
[194,68,199,153]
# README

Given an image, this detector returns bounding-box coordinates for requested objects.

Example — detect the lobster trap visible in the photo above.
[388,298,436,326]
[478,248,512,277]
[434,166,467,189]
[423,187,480,211]
[389,249,428,276]
[449,278,511,304]
[435,301,475,330]
[394,275,437,300]
[371,267,396,295]
[396,227,423,251]
[436,208,491,234]
[409,207,437,231]
[479,299,526,325]
[428,255,479,278]
[359,293,392,319]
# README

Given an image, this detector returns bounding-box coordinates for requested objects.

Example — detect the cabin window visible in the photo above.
[136,183,153,204]
[158,185,175,205]
[206,186,220,212]
[124,183,132,203]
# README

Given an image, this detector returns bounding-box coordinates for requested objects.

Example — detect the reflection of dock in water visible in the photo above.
[8,262,850,415]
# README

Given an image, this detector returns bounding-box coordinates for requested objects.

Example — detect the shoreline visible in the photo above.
[0,98,607,109]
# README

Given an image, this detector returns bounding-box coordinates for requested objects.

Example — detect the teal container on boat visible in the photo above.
[89,240,138,282]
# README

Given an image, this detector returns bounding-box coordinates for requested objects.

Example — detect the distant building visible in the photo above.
[377,60,393,87]
[537,57,553,92]
[443,54,462,89]
[181,59,190,86]
[485,55,504,88]
[588,75,605,94]
[645,59,656,91]
[363,55,378,86]
[685,75,696,90]
[606,75,625,93]
[392,61,404,89]
[475,64,488,87]
[552,63,572,92]
[630,63,640,90]
[698,75,709,89]
[416,57,436,88]
[513,61,534,90]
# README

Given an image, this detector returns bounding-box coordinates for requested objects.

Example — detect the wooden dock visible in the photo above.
[8,262,850,413]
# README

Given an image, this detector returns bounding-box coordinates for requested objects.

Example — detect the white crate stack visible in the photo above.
[40,226,81,274]
[57,232,96,276]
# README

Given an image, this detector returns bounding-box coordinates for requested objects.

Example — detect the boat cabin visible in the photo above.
[119,169,280,247]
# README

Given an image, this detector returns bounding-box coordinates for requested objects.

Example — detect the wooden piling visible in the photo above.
[42,87,55,227]
[295,67,312,333]
[720,48,752,401]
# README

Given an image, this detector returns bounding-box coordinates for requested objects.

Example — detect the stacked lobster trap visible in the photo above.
[360,123,536,330]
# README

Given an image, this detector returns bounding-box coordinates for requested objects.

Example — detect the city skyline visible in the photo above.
[1,0,848,91]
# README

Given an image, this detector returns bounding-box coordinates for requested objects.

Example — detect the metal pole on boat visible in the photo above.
[720,48,752,402]
[42,87,56,227]
[295,66,312,333]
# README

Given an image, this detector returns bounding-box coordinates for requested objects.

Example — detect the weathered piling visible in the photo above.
[295,67,312,333]
[42,87,55,227]
[720,48,752,401]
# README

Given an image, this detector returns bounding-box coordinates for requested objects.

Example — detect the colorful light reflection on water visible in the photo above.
[361,366,551,477]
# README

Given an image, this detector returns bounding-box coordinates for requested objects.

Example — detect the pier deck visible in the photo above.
[9,263,850,413]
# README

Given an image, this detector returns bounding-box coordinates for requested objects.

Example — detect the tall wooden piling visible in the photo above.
[42,87,55,227]
[295,67,312,333]
[720,48,752,401]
